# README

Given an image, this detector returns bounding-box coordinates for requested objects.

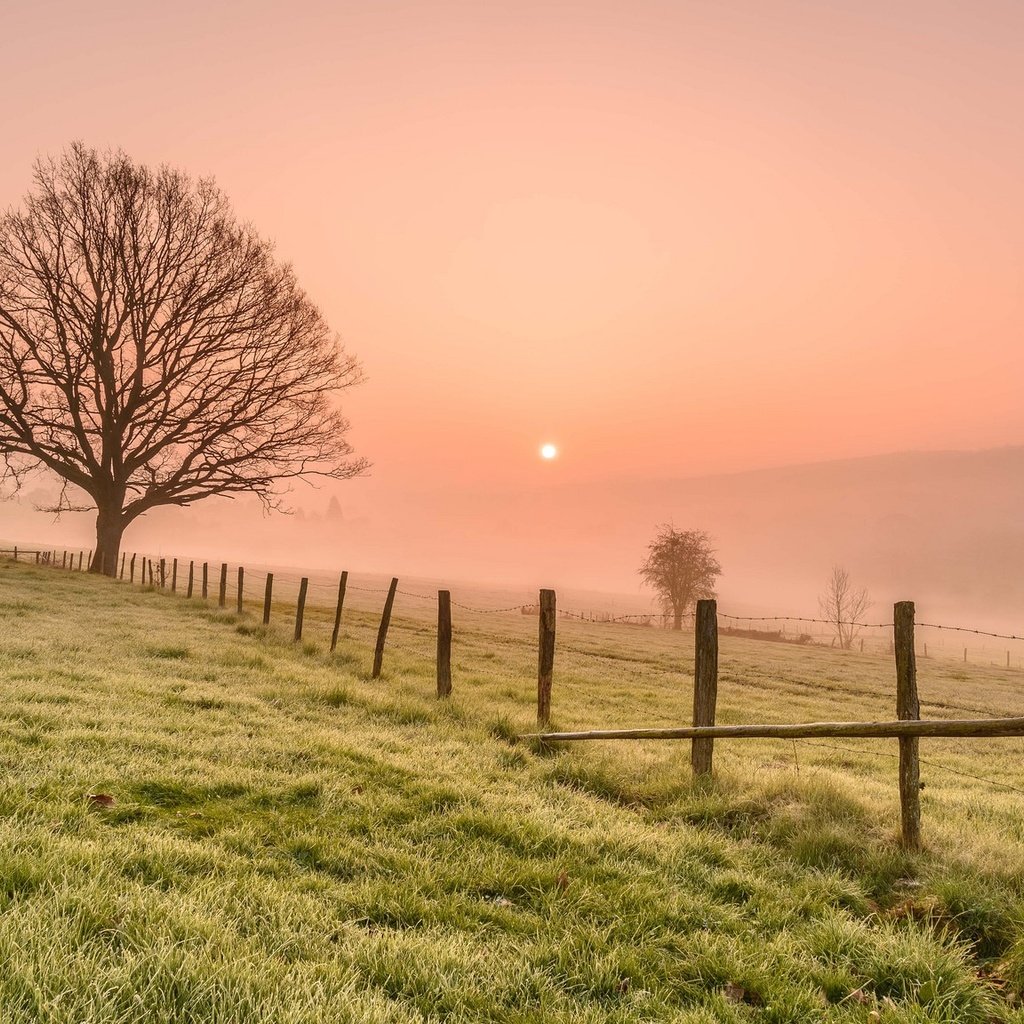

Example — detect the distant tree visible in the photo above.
[818,565,870,649]
[326,495,344,521]
[638,526,722,630]
[0,144,367,574]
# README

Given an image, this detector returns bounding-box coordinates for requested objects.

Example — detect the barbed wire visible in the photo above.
[797,738,1024,797]
[718,612,893,628]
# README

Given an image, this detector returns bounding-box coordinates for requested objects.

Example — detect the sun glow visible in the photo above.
[540,443,558,460]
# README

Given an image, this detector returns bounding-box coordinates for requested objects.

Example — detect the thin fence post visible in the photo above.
[294,577,309,642]
[895,600,921,850]
[62,551,67,569]
[236,566,244,614]
[187,561,194,598]
[263,573,274,625]
[202,562,209,599]
[129,553,136,583]
[12,546,16,561]
[171,558,178,593]
[218,563,227,608]
[372,577,399,679]
[35,551,40,565]
[86,551,92,571]
[964,647,967,663]
[437,590,452,697]
[537,589,556,728]
[691,599,719,776]
[330,572,348,652]
[119,553,125,580]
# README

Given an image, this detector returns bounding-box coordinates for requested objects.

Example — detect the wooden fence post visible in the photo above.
[158,558,165,588]
[119,553,125,579]
[171,558,178,593]
[371,577,399,679]
[87,551,92,571]
[895,600,921,850]
[129,553,136,582]
[187,561,194,598]
[35,550,40,565]
[236,566,244,614]
[330,572,348,652]
[294,577,309,642]
[62,551,67,569]
[263,573,274,625]
[202,562,209,599]
[218,563,227,608]
[691,599,719,776]
[12,546,16,561]
[437,589,452,698]
[537,589,556,728]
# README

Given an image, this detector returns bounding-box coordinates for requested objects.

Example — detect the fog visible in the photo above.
[6,445,1023,633]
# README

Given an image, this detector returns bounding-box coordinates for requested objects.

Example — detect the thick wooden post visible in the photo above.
[62,551,67,569]
[159,558,166,588]
[202,562,209,599]
[437,589,452,697]
[294,577,309,642]
[236,566,244,614]
[691,599,719,776]
[129,553,136,582]
[218,563,227,608]
[35,550,40,565]
[171,558,178,593]
[263,573,274,625]
[187,561,194,598]
[371,577,399,679]
[537,589,556,728]
[330,572,348,652]
[895,601,921,850]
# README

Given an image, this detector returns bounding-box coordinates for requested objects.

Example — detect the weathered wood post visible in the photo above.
[202,562,209,599]
[437,589,452,698]
[895,600,921,850]
[691,599,719,776]
[119,553,126,579]
[187,561,194,598]
[218,563,227,608]
[330,572,348,652]
[171,558,178,593]
[537,589,556,729]
[87,551,92,570]
[62,551,67,569]
[78,551,84,571]
[129,553,136,583]
[263,573,274,625]
[159,558,166,588]
[294,577,309,642]
[12,546,17,561]
[371,577,399,679]
[35,550,40,565]
[236,566,244,614]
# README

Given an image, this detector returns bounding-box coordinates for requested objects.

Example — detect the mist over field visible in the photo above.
[6,445,1023,630]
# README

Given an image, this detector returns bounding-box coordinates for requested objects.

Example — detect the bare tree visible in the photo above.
[818,565,871,649]
[0,144,366,574]
[638,526,722,630]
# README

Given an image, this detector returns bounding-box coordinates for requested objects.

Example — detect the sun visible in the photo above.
[540,443,558,460]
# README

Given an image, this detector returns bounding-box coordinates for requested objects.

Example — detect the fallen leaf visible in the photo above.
[723,982,746,1004]
[352,785,364,795]
[87,793,115,807]
[555,870,569,890]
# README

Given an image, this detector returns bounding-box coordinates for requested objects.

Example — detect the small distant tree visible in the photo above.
[638,526,722,630]
[819,565,870,649]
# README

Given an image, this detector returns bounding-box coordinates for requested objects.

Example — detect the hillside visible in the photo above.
[2,560,1024,1022]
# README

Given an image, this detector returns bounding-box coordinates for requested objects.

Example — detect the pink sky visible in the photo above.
[2,1,1023,579]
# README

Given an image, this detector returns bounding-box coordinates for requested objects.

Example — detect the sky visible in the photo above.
[2,0,1023,600]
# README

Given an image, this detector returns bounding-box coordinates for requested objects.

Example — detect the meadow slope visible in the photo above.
[2,559,1024,1023]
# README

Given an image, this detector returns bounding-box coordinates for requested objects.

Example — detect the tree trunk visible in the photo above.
[673,608,684,631]
[92,504,125,577]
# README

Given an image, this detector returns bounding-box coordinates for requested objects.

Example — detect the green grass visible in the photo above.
[2,560,1024,1022]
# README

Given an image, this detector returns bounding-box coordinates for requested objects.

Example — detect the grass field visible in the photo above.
[2,558,1024,1022]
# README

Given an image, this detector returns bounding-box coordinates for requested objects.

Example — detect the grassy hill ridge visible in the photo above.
[1,560,1022,1022]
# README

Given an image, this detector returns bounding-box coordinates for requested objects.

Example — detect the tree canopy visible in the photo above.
[0,144,366,572]
[638,526,722,630]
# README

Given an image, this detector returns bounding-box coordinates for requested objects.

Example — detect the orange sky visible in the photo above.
[2,0,1023,508]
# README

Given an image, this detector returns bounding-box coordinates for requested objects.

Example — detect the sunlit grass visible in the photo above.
[2,559,1024,1022]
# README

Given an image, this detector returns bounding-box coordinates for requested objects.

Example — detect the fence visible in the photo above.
[4,544,1024,847]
